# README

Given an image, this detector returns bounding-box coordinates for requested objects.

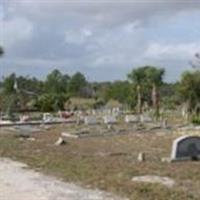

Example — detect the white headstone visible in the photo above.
[103,115,117,124]
[171,135,200,161]
[84,116,97,125]
[55,137,66,146]
[20,115,30,122]
[112,107,120,114]
[140,115,153,123]
[92,109,96,115]
[125,115,139,123]
[137,152,146,162]
[43,113,53,122]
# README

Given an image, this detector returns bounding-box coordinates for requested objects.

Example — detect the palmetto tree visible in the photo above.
[190,53,200,69]
[128,66,165,117]
[0,46,4,57]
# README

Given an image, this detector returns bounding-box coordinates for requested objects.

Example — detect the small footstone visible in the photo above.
[137,152,145,162]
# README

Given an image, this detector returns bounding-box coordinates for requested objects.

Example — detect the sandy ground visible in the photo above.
[0,158,126,200]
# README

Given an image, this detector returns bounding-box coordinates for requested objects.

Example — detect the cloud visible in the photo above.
[145,42,200,60]
[0,5,4,20]
[1,0,200,81]
[1,17,33,48]
[65,28,93,45]
[4,0,200,27]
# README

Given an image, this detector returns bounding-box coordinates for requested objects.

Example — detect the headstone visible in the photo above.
[55,137,66,146]
[171,135,200,161]
[84,116,97,125]
[107,109,112,115]
[181,103,189,120]
[112,107,120,116]
[20,115,30,122]
[61,132,79,139]
[76,115,84,125]
[140,114,153,123]
[161,157,171,163]
[43,113,53,122]
[92,109,96,115]
[125,115,139,123]
[107,124,114,130]
[137,152,145,162]
[103,115,117,124]
[161,119,168,129]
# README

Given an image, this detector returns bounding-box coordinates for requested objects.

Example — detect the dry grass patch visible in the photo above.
[0,124,199,200]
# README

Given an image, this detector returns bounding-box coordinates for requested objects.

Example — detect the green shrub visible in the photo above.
[35,93,68,112]
[191,115,200,125]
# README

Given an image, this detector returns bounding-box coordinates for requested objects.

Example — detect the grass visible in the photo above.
[0,123,199,200]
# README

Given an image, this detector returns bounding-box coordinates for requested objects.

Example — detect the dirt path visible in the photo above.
[0,158,126,200]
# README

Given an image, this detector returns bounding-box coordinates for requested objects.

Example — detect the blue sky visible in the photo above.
[0,0,200,82]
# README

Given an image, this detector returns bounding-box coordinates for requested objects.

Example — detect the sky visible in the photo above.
[0,0,200,82]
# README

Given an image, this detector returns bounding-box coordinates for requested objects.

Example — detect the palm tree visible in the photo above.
[0,46,4,57]
[128,66,165,117]
[190,53,200,69]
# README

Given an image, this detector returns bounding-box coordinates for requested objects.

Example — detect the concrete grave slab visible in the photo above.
[132,175,175,188]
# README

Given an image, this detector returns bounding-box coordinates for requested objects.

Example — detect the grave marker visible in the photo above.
[103,115,117,124]
[171,135,200,161]
[84,116,97,125]
[140,115,153,123]
[125,115,139,123]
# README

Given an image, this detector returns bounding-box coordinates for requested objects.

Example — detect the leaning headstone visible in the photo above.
[103,115,117,124]
[171,135,200,161]
[61,132,79,139]
[55,137,66,146]
[84,116,97,125]
[125,115,139,123]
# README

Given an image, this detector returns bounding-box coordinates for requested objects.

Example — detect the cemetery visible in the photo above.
[0,107,200,200]
[1,2,200,198]
[0,66,200,200]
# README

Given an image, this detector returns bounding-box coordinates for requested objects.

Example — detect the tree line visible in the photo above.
[0,66,199,117]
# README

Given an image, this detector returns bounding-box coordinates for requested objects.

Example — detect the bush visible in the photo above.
[191,115,200,125]
[93,98,105,109]
[35,93,68,112]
